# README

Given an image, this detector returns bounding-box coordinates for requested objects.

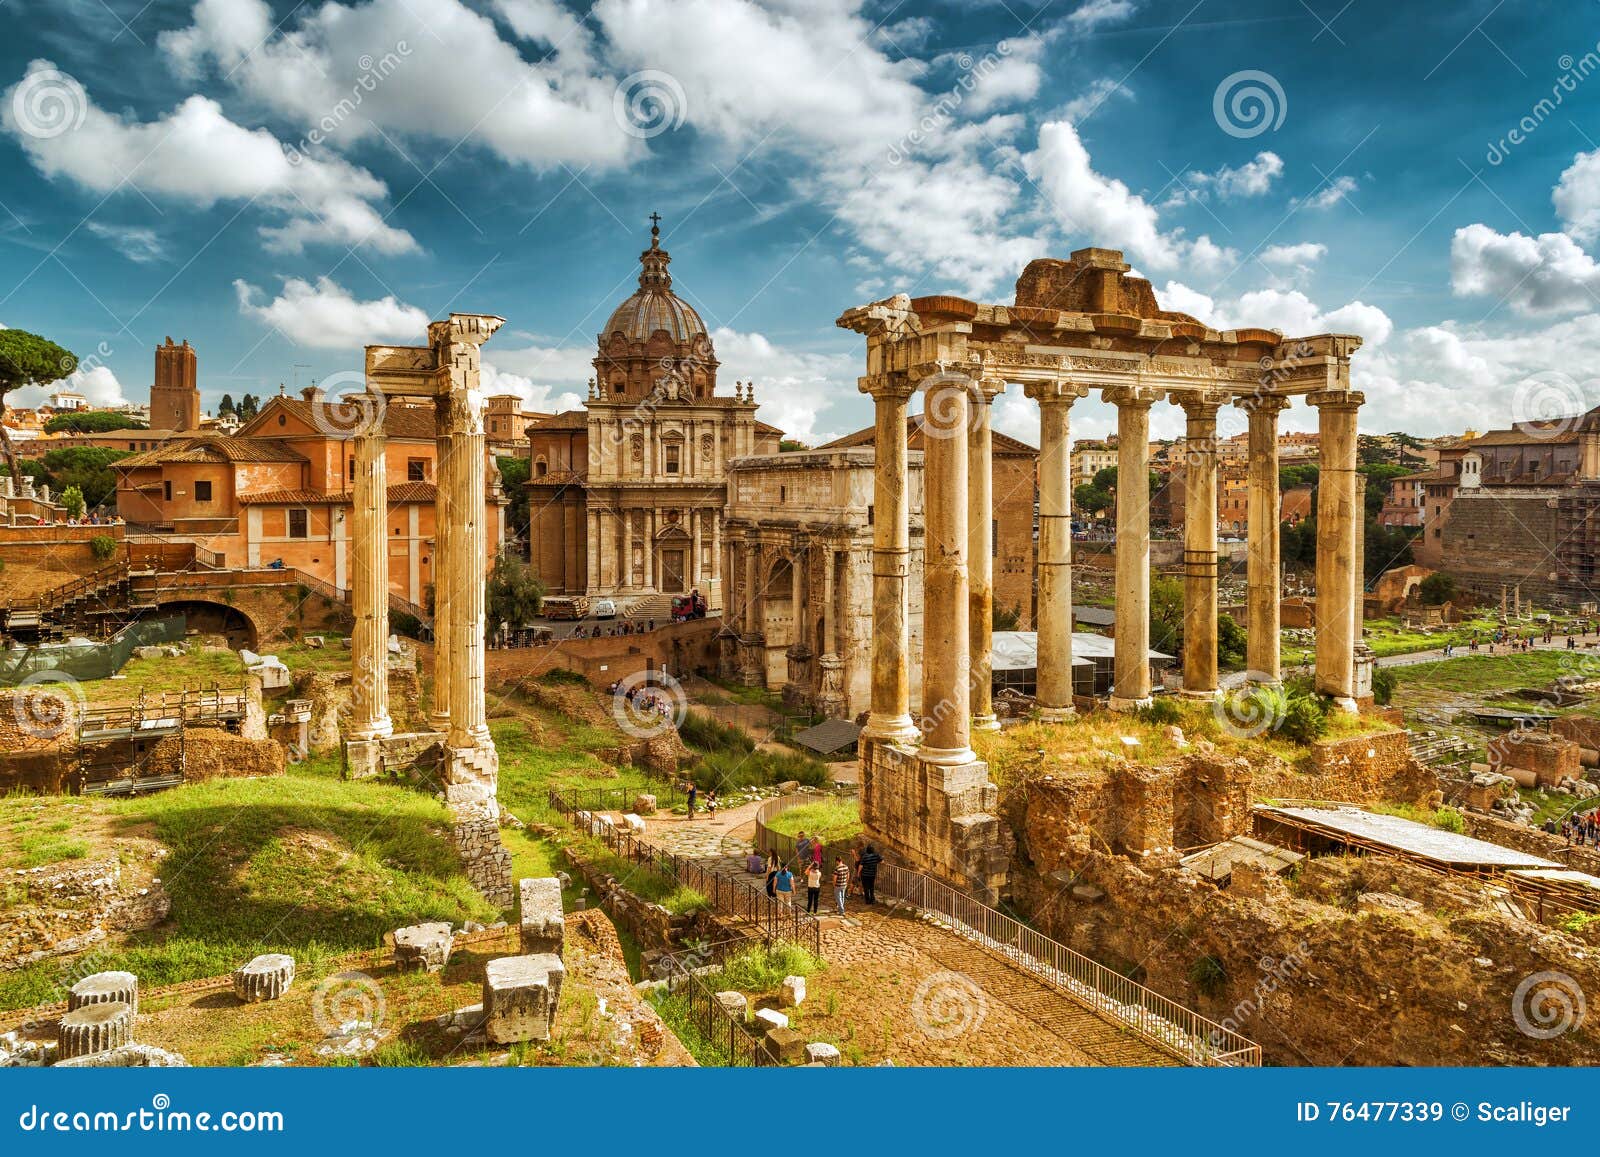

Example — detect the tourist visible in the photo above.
[832,856,850,915]
[775,863,795,905]
[705,788,718,816]
[795,830,812,867]
[766,851,781,898]
[685,781,697,817]
[858,843,883,905]
[811,836,823,870]
[804,861,822,914]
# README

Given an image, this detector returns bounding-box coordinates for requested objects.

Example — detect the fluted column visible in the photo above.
[444,394,490,749]
[350,410,392,740]
[1025,381,1086,722]
[967,378,1002,732]
[918,373,974,766]
[859,374,920,744]
[1310,389,1365,711]
[429,397,455,734]
[1179,392,1227,699]
[1106,386,1158,710]
[1239,394,1289,683]
[620,508,633,591]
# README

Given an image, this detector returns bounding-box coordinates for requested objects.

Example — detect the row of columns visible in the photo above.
[349,388,494,750]
[860,370,1368,754]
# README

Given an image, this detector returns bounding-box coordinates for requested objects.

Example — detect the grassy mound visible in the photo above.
[764,797,862,846]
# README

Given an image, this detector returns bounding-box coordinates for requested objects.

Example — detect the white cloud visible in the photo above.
[1296,175,1359,210]
[1167,152,1282,206]
[1027,119,1182,269]
[85,222,163,263]
[1554,148,1600,244]
[234,277,430,349]
[10,364,128,410]
[710,327,858,444]
[478,363,584,416]
[2,60,415,255]
[1057,77,1133,126]
[162,0,628,171]
[1156,281,1392,346]
[1260,241,1326,268]
[964,35,1047,115]
[1066,0,1136,32]
[1450,222,1600,316]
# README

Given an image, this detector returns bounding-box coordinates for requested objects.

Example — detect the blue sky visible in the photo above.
[2,0,1599,446]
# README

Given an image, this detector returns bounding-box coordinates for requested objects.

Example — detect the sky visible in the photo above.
[1,0,1599,448]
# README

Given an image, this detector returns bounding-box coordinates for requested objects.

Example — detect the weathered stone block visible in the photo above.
[519,877,565,957]
[483,953,565,1044]
[752,1007,788,1034]
[394,922,454,973]
[622,813,647,834]
[634,793,657,815]
[713,991,747,1019]
[58,1001,133,1059]
[780,975,806,1007]
[68,971,138,1017]
[55,1044,188,1068]
[232,954,295,1002]
[764,1026,807,1063]
[805,1041,841,1066]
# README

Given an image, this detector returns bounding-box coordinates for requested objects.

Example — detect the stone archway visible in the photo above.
[152,599,258,650]
[762,556,795,686]
[654,524,691,593]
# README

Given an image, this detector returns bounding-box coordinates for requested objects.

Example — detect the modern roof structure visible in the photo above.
[1255,805,1560,872]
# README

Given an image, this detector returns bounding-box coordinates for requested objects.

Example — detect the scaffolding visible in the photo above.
[73,683,248,796]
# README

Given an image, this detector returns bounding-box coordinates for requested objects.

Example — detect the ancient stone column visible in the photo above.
[859,374,920,744]
[1310,389,1366,711]
[1179,392,1227,699]
[918,373,974,765]
[1025,381,1086,722]
[430,398,455,735]
[1238,394,1289,683]
[1106,386,1158,710]
[444,394,490,749]
[620,508,633,591]
[350,415,393,739]
[967,378,1001,732]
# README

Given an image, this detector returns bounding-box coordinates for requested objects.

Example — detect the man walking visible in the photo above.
[858,844,882,905]
[832,856,850,915]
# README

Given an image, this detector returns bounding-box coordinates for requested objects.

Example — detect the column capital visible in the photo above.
[1023,380,1091,405]
[1305,388,1365,411]
[1103,384,1161,409]
[1174,388,1232,418]
[858,373,917,401]
[1234,392,1292,416]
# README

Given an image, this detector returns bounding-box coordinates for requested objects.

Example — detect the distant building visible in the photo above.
[1071,438,1117,486]
[149,338,202,432]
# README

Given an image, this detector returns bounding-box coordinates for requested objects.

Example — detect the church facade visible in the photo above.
[525,221,782,611]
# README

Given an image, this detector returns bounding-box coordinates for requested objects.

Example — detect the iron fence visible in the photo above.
[752,791,858,873]
[548,787,821,957]
[651,948,771,1067]
[872,862,1261,1067]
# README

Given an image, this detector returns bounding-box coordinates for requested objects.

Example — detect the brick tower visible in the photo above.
[149,337,200,431]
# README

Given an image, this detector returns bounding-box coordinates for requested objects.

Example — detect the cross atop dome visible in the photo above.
[639,211,671,290]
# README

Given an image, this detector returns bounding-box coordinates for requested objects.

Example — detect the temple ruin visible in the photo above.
[343,313,513,907]
[837,247,1368,901]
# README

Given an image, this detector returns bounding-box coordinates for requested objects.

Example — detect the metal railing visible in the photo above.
[548,787,821,956]
[752,791,858,870]
[651,944,772,1067]
[872,862,1261,1067]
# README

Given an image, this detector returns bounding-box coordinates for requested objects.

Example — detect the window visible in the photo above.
[407,459,427,482]
[163,480,172,502]
[665,443,681,474]
[535,460,548,478]
[288,509,308,538]
[194,480,213,502]
[348,459,356,481]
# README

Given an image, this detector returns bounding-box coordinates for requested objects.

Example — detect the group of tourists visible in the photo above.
[1443,623,1600,658]
[761,832,882,916]
[1555,811,1600,846]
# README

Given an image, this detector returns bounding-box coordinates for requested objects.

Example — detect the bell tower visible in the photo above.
[150,337,201,431]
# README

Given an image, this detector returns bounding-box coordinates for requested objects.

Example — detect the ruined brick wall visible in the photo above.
[144,729,285,782]
[1009,839,1600,1065]
[1440,490,1568,604]
[1487,730,1582,787]
[0,856,170,972]
[1552,715,1600,756]
[1250,730,1433,805]
[453,816,513,910]
[482,619,722,688]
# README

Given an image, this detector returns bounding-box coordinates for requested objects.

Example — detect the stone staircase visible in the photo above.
[622,594,673,621]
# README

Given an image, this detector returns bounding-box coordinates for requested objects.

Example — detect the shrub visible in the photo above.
[691,748,828,792]
[391,611,423,639]
[88,534,117,562]
[1279,691,1329,745]
[1137,697,1182,726]
[537,667,589,687]
[1433,806,1465,833]
[1188,954,1228,997]
[1371,666,1398,706]
[678,710,755,756]
[60,485,85,520]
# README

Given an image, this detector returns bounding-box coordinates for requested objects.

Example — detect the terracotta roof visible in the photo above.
[533,410,590,431]
[244,394,439,440]
[1468,422,1580,447]
[237,482,441,506]
[818,415,1037,455]
[114,435,307,468]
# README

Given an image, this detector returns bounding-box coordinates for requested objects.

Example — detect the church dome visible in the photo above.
[602,218,708,344]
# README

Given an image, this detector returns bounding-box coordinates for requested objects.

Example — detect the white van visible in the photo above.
[592,598,618,620]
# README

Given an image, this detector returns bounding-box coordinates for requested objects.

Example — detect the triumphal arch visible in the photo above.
[838,247,1365,901]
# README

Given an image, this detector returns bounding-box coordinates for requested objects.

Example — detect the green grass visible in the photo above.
[650,941,825,1065]
[1389,650,1590,694]
[764,798,862,846]
[691,748,829,793]
[15,833,90,867]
